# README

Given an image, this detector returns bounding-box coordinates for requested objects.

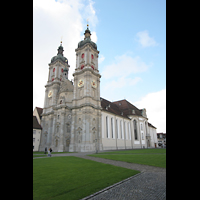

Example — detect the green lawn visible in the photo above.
[33,155,47,158]
[33,156,139,200]
[98,148,166,154]
[89,149,166,168]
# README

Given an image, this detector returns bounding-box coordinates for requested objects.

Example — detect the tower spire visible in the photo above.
[60,36,63,46]
[87,18,89,29]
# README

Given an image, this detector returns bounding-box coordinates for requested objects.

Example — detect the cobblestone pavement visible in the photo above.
[82,172,166,200]
[76,155,166,200]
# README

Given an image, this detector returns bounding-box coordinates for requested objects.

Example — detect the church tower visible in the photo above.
[69,25,103,152]
[39,42,74,152]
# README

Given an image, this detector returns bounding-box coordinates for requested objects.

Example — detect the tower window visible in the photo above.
[91,54,94,59]
[81,53,84,58]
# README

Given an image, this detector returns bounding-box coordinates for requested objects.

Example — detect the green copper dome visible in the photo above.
[51,45,68,64]
[78,28,97,50]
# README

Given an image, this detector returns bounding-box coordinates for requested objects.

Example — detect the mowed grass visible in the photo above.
[33,156,139,200]
[89,148,166,168]
[98,148,166,154]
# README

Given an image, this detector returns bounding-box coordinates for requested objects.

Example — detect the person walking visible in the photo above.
[44,147,47,154]
[48,148,51,157]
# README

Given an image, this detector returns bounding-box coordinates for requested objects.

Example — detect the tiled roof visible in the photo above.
[33,116,42,129]
[100,97,143,119]
[148,122,157,129]
[36,107,43,118]
[100,97,127,118]
[112,99,143,117]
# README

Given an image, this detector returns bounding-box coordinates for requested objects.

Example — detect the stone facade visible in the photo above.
[38,27,157,152]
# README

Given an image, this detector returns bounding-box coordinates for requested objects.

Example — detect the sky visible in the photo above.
[33,0,166,133]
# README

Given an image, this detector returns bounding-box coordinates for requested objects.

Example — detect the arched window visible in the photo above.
[111,118,113,138]
[106,116,108,138]
[120,120,124,139]
[116,119,118,139]
[145,121,148,135]
[124,121,127,139]
[133,120,138,140]
[128,122,131,140]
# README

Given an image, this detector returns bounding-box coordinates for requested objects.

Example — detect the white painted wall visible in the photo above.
[33,129,41,151]
[101,111,149,150]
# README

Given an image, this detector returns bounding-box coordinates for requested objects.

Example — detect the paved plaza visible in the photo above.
[33,152,166,199]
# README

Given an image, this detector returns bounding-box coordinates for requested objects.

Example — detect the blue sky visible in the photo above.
[33,0,166,132]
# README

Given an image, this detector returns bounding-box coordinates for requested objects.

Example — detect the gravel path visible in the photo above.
[76,155,165,172]
[76,155,166,200]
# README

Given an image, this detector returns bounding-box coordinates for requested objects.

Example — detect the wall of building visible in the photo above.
[33,108,41,124]
[33,129,41,151]
[101,111,148,150]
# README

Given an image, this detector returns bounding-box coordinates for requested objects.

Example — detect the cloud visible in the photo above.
[82,0,98,28]
[133,89,166,133]
[33,0,98,109]
[98,54,105,64]
[101,53,150,79]
[105,76,142,90]
[136,30,158,47]
[91,31,97,43]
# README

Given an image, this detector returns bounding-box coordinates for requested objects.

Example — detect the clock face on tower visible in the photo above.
[91,80,97,88]
[48,90,53,98]
[78,79,84,87]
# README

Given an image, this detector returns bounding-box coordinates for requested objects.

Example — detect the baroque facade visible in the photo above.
[38,26,157,152]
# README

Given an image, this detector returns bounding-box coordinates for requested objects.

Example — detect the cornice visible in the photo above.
[71,103,102,111]
[75,43,99,54]
[45,80,61,88]
[48,59,69,67]
[73,66,101,78]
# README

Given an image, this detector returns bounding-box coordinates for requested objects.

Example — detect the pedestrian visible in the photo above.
[44,147,47,154]
[48,148,51,157]
[50,148,52,153]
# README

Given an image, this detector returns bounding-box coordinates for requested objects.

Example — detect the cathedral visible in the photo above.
[38,26,158,152]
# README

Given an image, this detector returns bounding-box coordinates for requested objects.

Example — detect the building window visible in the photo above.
[111,118,113,138]
[106,116,108,138]
[33,130,36,134]
[67,123,70,133]
[33,138,35,143]
[141,123,143,130]
[120,120,123,139]
[81,53,84,58]
[124,122,126,139]
[33,146,34,149]
[128,122,131,140]
[133,120,138,140]
[116,120,118,139]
